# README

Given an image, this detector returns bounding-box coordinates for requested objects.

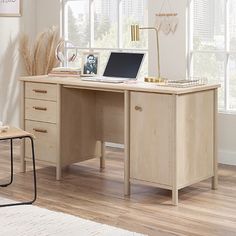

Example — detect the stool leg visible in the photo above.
[0,139,14,187]
[0,136,37,207]
[28,136,37,204]
[100,141,106,170]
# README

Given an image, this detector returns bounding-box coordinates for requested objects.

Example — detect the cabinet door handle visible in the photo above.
[33,128,48,133]
[33,89,47,94]
[33,106,47,111]
[135,106,143,112]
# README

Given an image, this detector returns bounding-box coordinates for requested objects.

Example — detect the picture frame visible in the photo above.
[81,52,99,76]
[0,0,21,17]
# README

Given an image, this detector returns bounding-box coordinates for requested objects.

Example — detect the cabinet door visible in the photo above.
[130,92,174,186]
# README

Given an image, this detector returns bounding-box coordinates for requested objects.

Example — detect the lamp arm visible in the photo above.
[139,27,161,78]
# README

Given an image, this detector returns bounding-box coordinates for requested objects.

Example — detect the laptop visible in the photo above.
[81,52,145,83]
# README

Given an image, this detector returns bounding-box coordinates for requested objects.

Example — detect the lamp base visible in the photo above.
[144,76,166,83]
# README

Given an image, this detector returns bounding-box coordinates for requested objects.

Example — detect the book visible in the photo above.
[48,67,81,77]
[48,72,81,77]
[51,67,81,73]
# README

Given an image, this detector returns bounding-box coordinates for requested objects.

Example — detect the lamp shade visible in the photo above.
[131,24,140,41]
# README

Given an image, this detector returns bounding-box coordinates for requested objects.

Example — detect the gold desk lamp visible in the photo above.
[131,24,164,83]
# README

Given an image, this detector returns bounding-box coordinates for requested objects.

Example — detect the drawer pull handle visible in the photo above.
[135,106,143,112]
[33,106,47,111]
[33,89,47,94]
[33,128,48,133]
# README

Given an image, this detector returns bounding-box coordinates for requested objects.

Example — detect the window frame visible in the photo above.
[61,0,148,69]
[188,0,236,113]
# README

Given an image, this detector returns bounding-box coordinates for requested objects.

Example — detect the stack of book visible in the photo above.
[48,67,81,77]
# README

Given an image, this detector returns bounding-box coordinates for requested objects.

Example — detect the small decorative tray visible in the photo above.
[144,77,207,88]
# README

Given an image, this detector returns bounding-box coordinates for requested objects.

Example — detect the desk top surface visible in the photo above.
[20,75,220,95]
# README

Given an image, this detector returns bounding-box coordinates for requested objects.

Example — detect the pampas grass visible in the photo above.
[20,35,33,75]
[19,26,61,76]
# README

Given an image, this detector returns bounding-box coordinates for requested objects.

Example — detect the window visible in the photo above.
[189,0,236,112]
[62,0,148,76]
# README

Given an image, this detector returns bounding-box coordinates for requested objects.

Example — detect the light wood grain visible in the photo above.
[25,82,57,101]
[25,99,57,123]
[172,94,178,205]
[176,90,214,189]
[95,92,124,144]
[130,92,173,186]
[56,84,62,180]
[22,81,61,179]
[60,87,97,166]
[20,75,220,95]
[124,91,130,195]
[100,141,106,169]
[20,77,219,203]
[130,90,216,205]
[212,89,218,189]
[25,120,57,164]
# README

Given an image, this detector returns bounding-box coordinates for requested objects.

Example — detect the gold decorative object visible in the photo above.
[131,24,161,80]
[144,77,166,83]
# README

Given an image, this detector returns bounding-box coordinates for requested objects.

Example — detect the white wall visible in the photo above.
[36,0,61,33]
[0,0,36,126]
[219,114,236,165]
[148,0,187,79]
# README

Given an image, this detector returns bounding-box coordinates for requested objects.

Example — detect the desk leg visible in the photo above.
[100,141,106,169]
[56,166,62,180]
[124,91,130,196]
[212,89,218,190]
[212,175,218,190]
[172,95,178,205]
[56,84,62,181]
[172,188,178,206]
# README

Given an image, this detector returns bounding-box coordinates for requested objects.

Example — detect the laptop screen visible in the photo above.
[103,52,144,78]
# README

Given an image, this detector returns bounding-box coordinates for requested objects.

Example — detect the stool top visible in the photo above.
[0,127,34,140]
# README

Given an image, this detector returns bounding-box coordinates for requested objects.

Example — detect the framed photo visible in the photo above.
[81,52,99,76]
[0,0,21,17]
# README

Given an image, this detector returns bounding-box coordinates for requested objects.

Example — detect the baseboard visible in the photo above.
[106,142,124,149]
[219,150,236,166]
[106,144,236,166]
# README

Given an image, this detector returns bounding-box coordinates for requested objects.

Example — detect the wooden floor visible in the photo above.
[0,142,236,236]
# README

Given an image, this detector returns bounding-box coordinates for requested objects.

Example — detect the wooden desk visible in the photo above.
[20,75,219,205]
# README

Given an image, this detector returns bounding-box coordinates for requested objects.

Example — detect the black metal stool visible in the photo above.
[0,127,37,207]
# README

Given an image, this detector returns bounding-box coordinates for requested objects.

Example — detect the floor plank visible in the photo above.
[0,142,236,236]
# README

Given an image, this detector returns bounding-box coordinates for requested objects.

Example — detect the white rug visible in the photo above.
[0,197,146,236]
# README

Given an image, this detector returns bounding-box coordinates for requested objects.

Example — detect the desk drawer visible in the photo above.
[25,120,57,163]
[25,82,57,101]
[25,99,57,123]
